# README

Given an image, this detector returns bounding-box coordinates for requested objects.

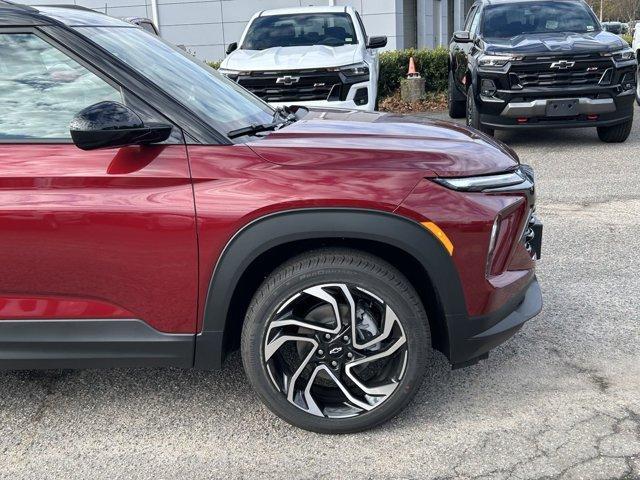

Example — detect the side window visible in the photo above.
[464,7,477,31]
[470,8,482,35]
[0,33,122,141]
[354,11,369,43]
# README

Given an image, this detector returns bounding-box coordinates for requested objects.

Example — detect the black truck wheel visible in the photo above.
[448,71,466,119]
[597,117,633,143]
[467,91,495,137]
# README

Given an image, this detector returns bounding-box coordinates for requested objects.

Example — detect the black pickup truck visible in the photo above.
[449,0,637,142]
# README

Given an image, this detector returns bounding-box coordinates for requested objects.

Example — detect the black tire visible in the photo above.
[448,71,466,119]
[241,248,431,434]
[597,118,633,143]
[466,89,495,136]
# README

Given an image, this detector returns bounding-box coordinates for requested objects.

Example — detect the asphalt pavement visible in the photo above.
[1,111,639,480]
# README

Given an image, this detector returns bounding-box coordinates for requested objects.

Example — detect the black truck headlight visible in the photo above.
[611,48,636,62]
[478,54,521,68]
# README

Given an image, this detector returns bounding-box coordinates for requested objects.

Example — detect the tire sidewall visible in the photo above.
[466,88,476,128]
[241,260,430,434]
[636,63,640,106]
[448,71,454,107]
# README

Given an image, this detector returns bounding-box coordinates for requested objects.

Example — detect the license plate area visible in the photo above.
[546,99,579,117]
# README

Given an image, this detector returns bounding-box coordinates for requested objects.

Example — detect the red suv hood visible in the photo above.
[247,109,519,177]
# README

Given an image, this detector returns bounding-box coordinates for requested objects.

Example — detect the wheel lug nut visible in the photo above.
[331,361,338,367]
[324,333,331,340]
[317,349,324,356]
[343,335,349,342]
[347,352,353,359]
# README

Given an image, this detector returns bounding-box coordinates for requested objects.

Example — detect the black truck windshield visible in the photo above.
[242,13,358,50]
[482,1,600,38]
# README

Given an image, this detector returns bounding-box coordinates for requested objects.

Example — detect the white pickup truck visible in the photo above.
[218,6,387,111]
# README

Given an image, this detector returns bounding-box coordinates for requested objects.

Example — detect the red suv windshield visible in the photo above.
[76,26,274,135]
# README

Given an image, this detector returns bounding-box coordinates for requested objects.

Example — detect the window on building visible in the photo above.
[403,0,418,48]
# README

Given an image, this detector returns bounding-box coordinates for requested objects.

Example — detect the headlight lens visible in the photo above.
[338,62,370,77]
[605,48,636,61]
[218,68,242,77]
[478,54,521,68]
[433,170,526,192]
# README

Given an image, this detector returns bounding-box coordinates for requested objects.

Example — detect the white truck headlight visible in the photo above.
[338,62,370,77]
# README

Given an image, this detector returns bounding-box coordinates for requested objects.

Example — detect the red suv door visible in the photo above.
[0,32,198,336]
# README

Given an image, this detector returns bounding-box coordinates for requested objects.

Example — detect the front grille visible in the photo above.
[509,55,613,89]
[237,69,342,102]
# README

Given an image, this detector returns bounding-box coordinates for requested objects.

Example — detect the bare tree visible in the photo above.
[587,0,640,22]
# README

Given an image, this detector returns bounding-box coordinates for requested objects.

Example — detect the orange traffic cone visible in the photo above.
[408,57,420,78]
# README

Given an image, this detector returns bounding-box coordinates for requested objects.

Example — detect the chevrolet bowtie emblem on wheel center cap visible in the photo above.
[276,75,301,85]
[329,346,343,356]
[550,60,575,70]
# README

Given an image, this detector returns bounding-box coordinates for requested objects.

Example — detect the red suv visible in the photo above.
[0,2,542,433]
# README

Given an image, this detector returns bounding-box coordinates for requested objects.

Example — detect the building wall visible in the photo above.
[27,0,458,61]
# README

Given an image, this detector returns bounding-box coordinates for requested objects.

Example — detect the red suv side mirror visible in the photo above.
[70,101,172,151]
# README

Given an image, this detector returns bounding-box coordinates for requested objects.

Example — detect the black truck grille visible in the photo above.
[237,69,342,102]
[509,55,612,89]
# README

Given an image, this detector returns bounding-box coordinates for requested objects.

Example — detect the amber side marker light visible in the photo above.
[421,221,454,256]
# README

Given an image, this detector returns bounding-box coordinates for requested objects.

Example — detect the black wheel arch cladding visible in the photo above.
[193,208,467,369]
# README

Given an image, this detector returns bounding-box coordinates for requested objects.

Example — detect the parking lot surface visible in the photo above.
[1,111,639,480]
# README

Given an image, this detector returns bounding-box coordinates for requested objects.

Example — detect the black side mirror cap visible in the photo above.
[453,31,472,43]
[226,42,238,55]
[70,101,172,151]
[367,36,388,49]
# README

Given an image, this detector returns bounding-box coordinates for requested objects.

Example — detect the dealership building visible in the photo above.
[27,0,471,61]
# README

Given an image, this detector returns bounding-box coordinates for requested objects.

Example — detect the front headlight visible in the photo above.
[478,54,521,68]
[433,170,526,192]
[218,68,242,77]
[338,62,370,77]
[611,48,636,61]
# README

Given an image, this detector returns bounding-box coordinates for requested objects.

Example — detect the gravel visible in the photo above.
[1,111,639,480]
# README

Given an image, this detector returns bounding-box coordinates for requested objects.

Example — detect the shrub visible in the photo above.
[379,47,449,98]
[208,61,221,69]
[621,34,633,47]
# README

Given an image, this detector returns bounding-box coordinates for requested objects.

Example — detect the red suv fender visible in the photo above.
[193,208,467,370]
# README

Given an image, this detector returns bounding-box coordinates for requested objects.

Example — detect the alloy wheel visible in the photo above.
[263,283,408,419]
